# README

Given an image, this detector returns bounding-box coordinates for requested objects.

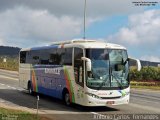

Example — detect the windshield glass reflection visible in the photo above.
[86,49,129,90]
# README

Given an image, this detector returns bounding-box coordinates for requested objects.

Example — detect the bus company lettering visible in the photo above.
[45,68,61,75]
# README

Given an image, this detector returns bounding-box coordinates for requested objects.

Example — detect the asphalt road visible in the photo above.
[0,69,160,120]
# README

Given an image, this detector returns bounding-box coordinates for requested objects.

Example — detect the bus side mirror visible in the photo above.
[128,57,142,71]
[81,57,91,71]
[136,59,142,71]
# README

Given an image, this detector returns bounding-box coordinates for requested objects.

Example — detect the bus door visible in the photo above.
[74,48,85,103]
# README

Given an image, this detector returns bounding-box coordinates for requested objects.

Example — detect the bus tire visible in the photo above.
[28,82,33,95]
[63,90,71,106]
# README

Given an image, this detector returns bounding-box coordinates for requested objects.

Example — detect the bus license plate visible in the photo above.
[106,101,115,105]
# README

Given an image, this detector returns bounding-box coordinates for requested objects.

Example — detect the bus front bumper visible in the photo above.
[83,94,130,106]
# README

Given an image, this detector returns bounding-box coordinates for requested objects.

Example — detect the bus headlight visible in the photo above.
[85,92,102,99]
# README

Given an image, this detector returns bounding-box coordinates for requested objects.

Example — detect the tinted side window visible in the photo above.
[57,48,65,65]
[28,49,63,65]
[20,51,26,63]
[39,50,50,64]
[74,48,83,66]
[49,49,58,65]
[23,48,72,65]
[61,48,72,65]
[39,48,65,65]
[26,50,50,65]
[30,51,40,64]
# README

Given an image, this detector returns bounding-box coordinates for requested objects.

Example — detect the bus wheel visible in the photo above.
[28,82,33,95]
[64,92,71,106]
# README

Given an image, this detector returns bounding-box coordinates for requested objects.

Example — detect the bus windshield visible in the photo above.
[86,49,129,90]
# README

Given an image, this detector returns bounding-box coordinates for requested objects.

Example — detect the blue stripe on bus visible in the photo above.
[32,65,67,99]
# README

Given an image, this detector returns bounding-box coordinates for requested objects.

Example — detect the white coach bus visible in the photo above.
[19,39,139,106]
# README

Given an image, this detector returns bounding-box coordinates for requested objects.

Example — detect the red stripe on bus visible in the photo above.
[64,68,72,102]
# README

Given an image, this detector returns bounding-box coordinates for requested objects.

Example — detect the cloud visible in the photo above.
[107,9,160,62]
[108,9,160,46]
[0,6,89,47]
[141,55,160,63]
[0,0,143,48]
[0,0,142,17]
[0,38,4,45]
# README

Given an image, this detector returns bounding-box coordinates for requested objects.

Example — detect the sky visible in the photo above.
[0,0,160,62]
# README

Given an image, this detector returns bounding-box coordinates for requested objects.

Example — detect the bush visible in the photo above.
[131,81,160,86]
[0,57,19,71]
[130,66,160,81]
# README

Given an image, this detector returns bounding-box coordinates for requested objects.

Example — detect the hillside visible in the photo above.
[0,46,21,57]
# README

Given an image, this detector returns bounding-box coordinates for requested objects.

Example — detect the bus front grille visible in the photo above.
[100,96,121,99]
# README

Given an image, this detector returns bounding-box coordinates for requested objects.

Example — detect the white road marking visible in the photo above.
[17,88,24,91]
[10,87,17,90]
[0,99,6,103]
[0,75,18,81]
[0,82,24,91]
[0,83,5,85]
[0,69,18,73]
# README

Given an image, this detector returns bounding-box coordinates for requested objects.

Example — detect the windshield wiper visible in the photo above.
[109,67,124,89]
[111,74,124,89]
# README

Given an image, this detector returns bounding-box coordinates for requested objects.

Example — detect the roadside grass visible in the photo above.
[0,61,18,71]
[131,81,160,90]
[0,57,19,71]
[131,85,160,90]
[0,107,50,120]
